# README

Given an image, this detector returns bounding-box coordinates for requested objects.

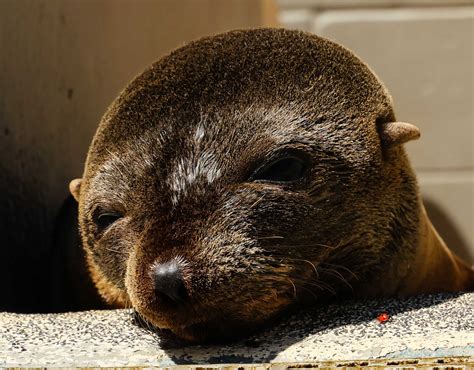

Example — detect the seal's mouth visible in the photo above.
[130,282,298,343]
[127,256,304,342]
[132,308,270,343]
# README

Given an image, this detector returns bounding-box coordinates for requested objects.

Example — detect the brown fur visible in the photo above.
[70,28,473,342]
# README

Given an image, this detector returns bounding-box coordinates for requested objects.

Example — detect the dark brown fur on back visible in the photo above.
[73,28,465,342]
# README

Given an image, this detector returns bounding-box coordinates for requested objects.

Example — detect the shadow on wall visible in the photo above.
[0,164,52,313]
[423,197,472,266]
[50,195,107,312]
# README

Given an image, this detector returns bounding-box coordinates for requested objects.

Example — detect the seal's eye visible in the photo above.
[96,212,122,232]
[252,155,308,183]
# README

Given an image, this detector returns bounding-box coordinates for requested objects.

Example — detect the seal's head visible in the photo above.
[70,28,421,342]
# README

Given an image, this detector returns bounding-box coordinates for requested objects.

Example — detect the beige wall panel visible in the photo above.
[312,7,473,171]
[278,0,474,8]
[278,9,314,31]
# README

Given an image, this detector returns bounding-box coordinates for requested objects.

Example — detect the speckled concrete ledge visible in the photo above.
[1,292,473,367]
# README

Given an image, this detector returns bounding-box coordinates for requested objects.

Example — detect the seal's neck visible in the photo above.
[397,206,473,296]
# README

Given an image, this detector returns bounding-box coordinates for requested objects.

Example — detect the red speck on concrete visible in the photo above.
[377,312,390,323]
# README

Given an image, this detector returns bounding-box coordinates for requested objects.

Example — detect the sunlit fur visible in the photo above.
[75,29,472,342]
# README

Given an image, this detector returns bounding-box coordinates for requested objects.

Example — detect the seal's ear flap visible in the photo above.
[69,178,82,202]
[378,121,421,148]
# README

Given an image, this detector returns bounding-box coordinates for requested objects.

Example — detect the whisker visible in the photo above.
[287,278,297,299]
[277,272,337,296]
[293,284,319,301]
[249,194,266,210]
[270,242,338,250]
[297,278,337,295]
[281,257,320,279]
[136,311,156,334]
[255,235,285,240]
[319,267,353,291]
[291,279,325,292]
[321,262,359,280]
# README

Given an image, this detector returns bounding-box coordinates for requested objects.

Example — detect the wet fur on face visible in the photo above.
[76,28,421,342]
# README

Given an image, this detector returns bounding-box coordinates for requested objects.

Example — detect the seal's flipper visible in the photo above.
[379,121,421,147]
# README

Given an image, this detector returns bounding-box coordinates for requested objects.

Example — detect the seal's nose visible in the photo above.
[153,261,187,302]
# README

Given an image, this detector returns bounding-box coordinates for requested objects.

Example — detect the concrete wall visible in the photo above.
[277,0,474,265]
[0,0,275,312]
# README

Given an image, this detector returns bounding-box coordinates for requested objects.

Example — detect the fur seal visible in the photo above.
[69,28,473,342]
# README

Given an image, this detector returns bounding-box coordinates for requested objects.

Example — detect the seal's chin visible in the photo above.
[128,271,298,342]
[133,297,292,343]
[135,310,272,343]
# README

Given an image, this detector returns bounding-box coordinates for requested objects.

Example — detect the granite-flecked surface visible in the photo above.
[1,292,473,367]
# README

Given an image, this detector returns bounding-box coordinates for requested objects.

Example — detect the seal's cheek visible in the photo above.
[86,254,129,306]
[79,213,135,307]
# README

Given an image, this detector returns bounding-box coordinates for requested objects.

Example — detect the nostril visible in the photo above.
[153,261,187,302]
